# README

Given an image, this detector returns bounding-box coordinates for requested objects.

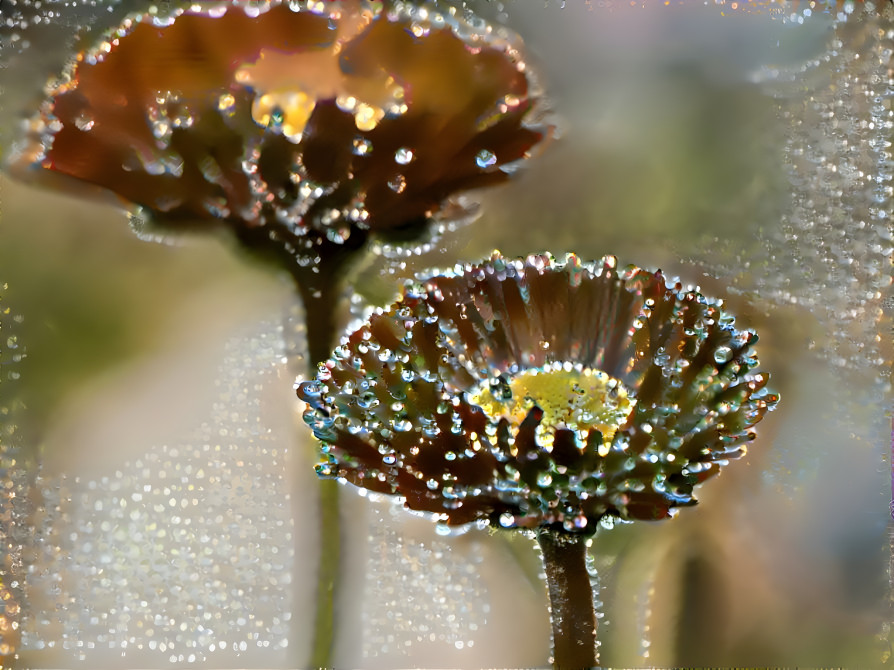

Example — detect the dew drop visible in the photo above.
[354,103,383,131]
[357,392,379,410]
[300,380,324,398]
[269,106,285,128]
[352,137,373,155]
[713,346,733,364]
[394,147,415,165]
[475,149,497,169]
[325,223,351,244]
[218,92,236,113]
[388,175,407,194]
[74,111,95,131]
[393,419,412,433]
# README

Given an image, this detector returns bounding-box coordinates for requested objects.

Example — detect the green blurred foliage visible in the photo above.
[0,177,271,446]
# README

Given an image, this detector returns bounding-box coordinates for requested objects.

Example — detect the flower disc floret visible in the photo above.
[468,366,635,450]
[298,252,779,533]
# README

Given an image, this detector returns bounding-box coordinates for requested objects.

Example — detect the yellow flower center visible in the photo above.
[469,366,635,451]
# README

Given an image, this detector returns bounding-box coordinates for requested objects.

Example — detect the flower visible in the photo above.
[298,252,779,532]
[11,0,549,260]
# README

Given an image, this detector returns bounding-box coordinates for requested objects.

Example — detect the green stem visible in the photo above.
[292,263,346,670]
[536,529,599,670]
[308,477,340,668]
[232,222,368,667]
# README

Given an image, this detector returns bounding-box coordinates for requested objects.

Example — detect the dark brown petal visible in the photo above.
[13,2,550,266]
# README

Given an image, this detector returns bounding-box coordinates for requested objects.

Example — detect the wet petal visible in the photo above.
[298,252,780,532]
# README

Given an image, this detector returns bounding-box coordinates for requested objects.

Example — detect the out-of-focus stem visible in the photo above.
[307,477,340,668]
[235,214,367,668]
[295,268,344,371]
[291,259,351,670]
[536,529,598,670]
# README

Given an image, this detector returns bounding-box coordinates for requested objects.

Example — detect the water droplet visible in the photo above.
[489,375,512,401]
[354,103,384,131]
[357,392,379,410]
[269,106,285,127]
[218,92,236,113]
[561,513,588,531]
[499,512,515,527]
[475,149,497,169]
[714,346,733,364]
[388,175,407,194]
[352,137,373,155]
[74,111,94,131]
[394,147,415,164]
[326,223,351,244]
[301,380,324,398]
[393,419,412,433]
[303,408,335,437]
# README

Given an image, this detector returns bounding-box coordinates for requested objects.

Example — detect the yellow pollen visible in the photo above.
[469,367,635,445]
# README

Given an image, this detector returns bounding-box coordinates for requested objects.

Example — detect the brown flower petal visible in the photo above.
[298,253,779,533]
[11,1,549,262]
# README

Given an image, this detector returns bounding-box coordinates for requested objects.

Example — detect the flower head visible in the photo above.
[298,253,779,533]
[11,0,548,259]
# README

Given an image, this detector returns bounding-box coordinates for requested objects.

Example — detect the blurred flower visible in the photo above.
[10,0,549,262]
[298,252,779,531]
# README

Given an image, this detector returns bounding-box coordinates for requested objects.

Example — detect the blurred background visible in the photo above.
[0,0,892,667]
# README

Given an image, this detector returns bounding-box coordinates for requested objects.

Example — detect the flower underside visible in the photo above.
[12,0,549,262]
[298,253,779,533]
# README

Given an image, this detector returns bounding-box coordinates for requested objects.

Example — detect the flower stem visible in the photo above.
[308,477,340,667]
[295,269,343,370]
[536,529,599,669]
[292,263,347,669]
[232,220,369,667]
